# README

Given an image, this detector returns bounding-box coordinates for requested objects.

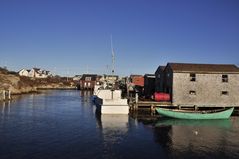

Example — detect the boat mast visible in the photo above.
[111,35,115,76]
[110,35,115,99]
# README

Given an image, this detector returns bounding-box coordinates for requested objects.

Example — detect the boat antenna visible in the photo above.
[111,35,115,76]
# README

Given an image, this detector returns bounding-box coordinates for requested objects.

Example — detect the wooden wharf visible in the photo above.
[130,100,173,112]
[130,99,239,115]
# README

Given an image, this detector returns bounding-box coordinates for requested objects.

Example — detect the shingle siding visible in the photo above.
[172,72,239,107]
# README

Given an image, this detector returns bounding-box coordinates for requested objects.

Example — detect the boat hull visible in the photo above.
[92,95,103,105]
[93,86,129,114]
[101,104,129,114]
[93,96,129,114]
[156,107,234,119]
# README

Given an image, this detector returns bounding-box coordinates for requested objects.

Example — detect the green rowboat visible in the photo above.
[156,107,234,119]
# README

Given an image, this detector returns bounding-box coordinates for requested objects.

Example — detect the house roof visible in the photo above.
[155,65,166,74]
[130,74,143,78]
[18,69,28,72]
[158,66,166,71]
[144,74,155,78]
[33,68,41,71]
[81,74,97,81]
[103,74,119,78]
[167,63,239,73]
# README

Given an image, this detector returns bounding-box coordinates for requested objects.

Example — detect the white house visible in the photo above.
[19,68,52,78]
[28,68,40,78]
[73,75,82,81]
[18,69,30,77]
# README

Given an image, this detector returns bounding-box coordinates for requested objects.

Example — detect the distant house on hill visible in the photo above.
[73,75,82,81]
[18,69,30,77]
[161,62,239,107]
[19,68,52,78]
[28,68,41,78]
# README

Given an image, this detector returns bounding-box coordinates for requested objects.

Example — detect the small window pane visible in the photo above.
[190,73,196,82]
[189,90,196,95]
[85,77,92,81]
[222,75,228,82]
[221,91,228,95]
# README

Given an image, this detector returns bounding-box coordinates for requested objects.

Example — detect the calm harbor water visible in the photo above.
[0,90,239,159]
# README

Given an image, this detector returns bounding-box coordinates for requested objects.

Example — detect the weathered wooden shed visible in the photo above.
[79,74,98,90]
[164,63,239,107]
[155,66,166,92]
[130,75,144,87]
[128,75,144,97]
[144,74,155,99]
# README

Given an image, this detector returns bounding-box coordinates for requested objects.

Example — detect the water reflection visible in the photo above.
[155,118,233,129]
[0,90,238,159]
[153,118,239,158]
[80,90,92,106]
[1,101,11,116]
[95,113,130,158]
[95,113,129,141]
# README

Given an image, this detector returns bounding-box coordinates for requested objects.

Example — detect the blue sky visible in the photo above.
[0,0,239,76]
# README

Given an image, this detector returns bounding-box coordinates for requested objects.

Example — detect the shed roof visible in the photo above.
[144,74,155,78]
[81,74,97,81]
[155,65,166,74]
[130,74,143,77]
[167,63,239,73]
[158,66,166,71]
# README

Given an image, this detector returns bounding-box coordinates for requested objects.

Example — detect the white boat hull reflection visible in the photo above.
[96,114,129,143]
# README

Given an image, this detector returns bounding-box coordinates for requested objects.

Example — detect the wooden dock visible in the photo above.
[130,100,173,112]
[130,99,239,115]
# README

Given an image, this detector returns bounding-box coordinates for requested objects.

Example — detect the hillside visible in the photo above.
[0,67,76,95]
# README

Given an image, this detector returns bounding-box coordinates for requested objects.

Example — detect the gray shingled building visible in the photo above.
[155,63,239,107]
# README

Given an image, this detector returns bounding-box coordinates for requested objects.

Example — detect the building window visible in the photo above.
[85,77,91,81]
[222,75,228,82]
[221,91,229,95]
[189,90,196,95]
[190,73,196,81]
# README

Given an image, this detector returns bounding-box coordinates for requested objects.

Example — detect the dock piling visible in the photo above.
[8,90,11,100]
[3,90,6,100]
[135,93,138,103]
[1,90,11,101]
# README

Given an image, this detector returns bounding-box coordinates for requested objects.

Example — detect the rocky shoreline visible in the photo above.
[0,68,77,101]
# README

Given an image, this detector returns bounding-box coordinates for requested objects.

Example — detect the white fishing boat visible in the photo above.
[92,37,129,114]
[93,82,129,114]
